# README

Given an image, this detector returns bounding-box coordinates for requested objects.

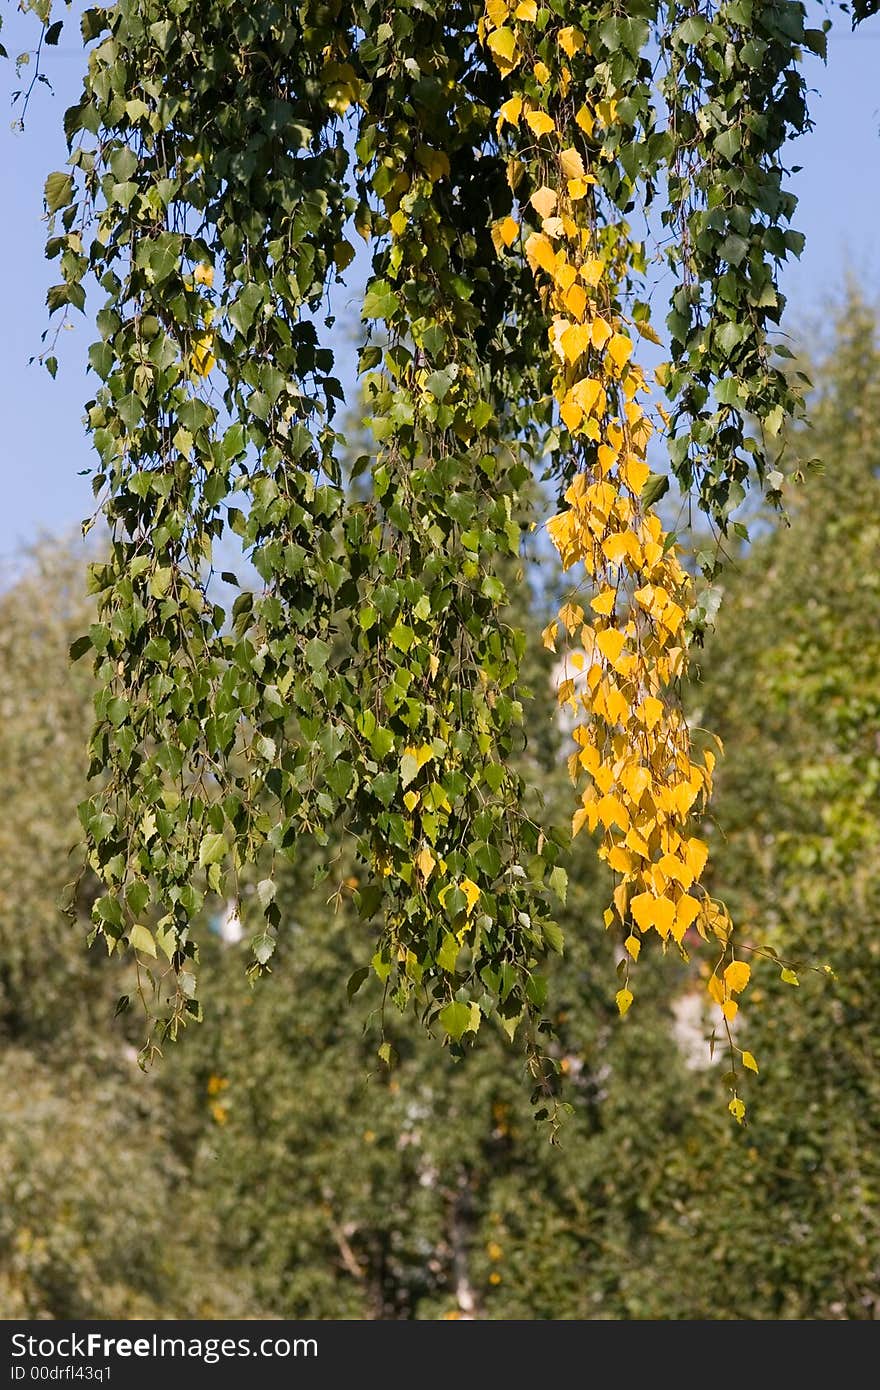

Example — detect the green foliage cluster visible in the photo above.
[1,302,879,1318]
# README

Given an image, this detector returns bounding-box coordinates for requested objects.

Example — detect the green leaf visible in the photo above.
[425,367,456,401]
[437,933,460,973]
[257,879,276,909]
[44,171,73,213]
[129,923,157,958]
[371,950,392,981]
[252,932,276,965]
[371,770,398,807]
[480,576,505,602]
[305,637,331,670]
[362,279,397,320]
[439,1000,472,1041]
[389,622,415,652]
[400,752,421,788]
[549,866,568,905]
[69,634,92,662]
[198,832,228,867]
[677,15,708,44]
[228,283,264,336]
[347,967,369,1001]
[543,920,565,954]
[714,127,742,162]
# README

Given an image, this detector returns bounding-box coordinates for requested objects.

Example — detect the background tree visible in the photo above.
[0,542,251,1318]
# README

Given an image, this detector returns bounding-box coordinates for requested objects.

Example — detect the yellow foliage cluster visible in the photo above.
[483,0,753,1111]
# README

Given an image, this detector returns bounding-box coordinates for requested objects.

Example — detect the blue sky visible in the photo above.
[1,7,877,569]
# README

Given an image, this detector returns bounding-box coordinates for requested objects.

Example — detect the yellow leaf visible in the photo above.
[724,959,751,994]
[596,627,625,664]
[560,398,583,432]
[597,443,617,474]
[193,261,214,287]
[702,901,732,945]
[485,0,509,25]
[602,531,631,565]
[624,934,641,960]
[683,834,711,878]
[606,332,633,372]
[558,601,584,631]
[530,185,557,219]
[497,95,523,131]
[722,998,738,1021]
[630,891,655,931]
[524,231,557,274]
[541,619,558,651]
[652,895,676,937]
[461,878,480,915]
[487,27,518,68]
[613,881,629,920]
[707,974,726,1006]
[675,893,701,933]
[621,765,651,803]
[603,907,616,928]
[524,109,556,137]
[497,215,519,248]
[558,25,585,57]
[742,1051,759,1074]
[534,59,551,84]
[780,967,800,986]
[608,844,634,873]
[515,0,537,17]
[590,587,616,616]
[417,845,436,881]
[560,323,591,363]
[728,1097,746,1124]
[594,758,616,793]
[404,790,419,812]
[572,806,590,838]
[659,852,693,888]
[569,376,604,415]
[189,333,216,377]
[559,146,586,180]
[615,986,634,1017]
[637,696,664,730]
[595,794,627,830]
[575,103,595,138]
[590,317,613,351]
[636,318,663,345]
[564,282,588,320]
[581,256,604,287]
[622,456,650,494]
[404,743,435,770]
[567,177,590,200]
